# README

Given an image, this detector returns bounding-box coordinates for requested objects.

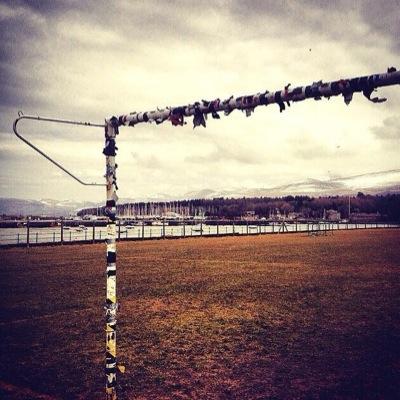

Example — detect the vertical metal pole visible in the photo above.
[93,220,96,244]
[142,220,145,239]
[104,118,118,400]
[162,219,165,239]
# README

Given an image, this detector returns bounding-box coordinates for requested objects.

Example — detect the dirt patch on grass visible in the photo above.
[1,229,399,399]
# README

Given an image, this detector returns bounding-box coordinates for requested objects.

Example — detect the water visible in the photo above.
[0,223,395,246]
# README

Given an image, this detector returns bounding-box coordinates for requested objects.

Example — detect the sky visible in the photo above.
[0,0,399,202]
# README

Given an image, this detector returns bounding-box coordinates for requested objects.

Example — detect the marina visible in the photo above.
[0,221,397,246]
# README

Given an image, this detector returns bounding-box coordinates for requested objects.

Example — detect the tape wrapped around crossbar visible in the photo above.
[110,67,400,129]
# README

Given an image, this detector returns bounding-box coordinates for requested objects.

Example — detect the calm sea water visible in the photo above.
[0,223,393,246]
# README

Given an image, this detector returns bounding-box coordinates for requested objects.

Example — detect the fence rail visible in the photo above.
[1,221,398,248]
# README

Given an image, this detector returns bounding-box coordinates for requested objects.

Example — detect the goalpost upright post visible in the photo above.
[104,117,119,400]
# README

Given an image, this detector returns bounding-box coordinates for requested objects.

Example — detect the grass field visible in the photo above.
[0,229,399,399]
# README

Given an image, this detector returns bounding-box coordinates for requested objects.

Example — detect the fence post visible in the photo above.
[36,232,38,243]
[232,220,235,235]
[26,219,30,248]
[246,221,249,235]
[118,219,121,241]
[200,221,203,236]
[183,220,186,237]
[92,220,95,243]
[61,218,64,245]
[142,220,145,239]
[17,233,20,244]
[162,219,165,239]
[217,220,219,236]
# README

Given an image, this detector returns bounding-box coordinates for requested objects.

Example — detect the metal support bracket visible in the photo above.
[13,111,106,186]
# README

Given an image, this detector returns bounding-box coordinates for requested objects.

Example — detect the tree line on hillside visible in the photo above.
[78,193,400,222]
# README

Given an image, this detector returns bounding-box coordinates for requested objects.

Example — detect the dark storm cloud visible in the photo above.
[371,116,400,142]
[227,0,400,49]
[305,0,400,50]
[0,2,51,119]
[0,0,214,128]
[3,0,85,14]
[2,0,398,116]
[359,0,400,50]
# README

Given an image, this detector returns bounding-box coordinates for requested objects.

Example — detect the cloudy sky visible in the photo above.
[1,0,399,202]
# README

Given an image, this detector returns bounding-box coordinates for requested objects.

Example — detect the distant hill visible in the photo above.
[0,198,98,217]
[181,169,400,200]
[0,197,141,217]
[1,169,399,216]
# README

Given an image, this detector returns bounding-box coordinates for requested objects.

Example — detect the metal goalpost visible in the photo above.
[13,67,400,399]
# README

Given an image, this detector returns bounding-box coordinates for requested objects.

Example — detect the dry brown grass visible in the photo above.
[0,230,399,399]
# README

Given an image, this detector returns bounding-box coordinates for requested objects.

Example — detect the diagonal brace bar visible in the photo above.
[13,112,105,186]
